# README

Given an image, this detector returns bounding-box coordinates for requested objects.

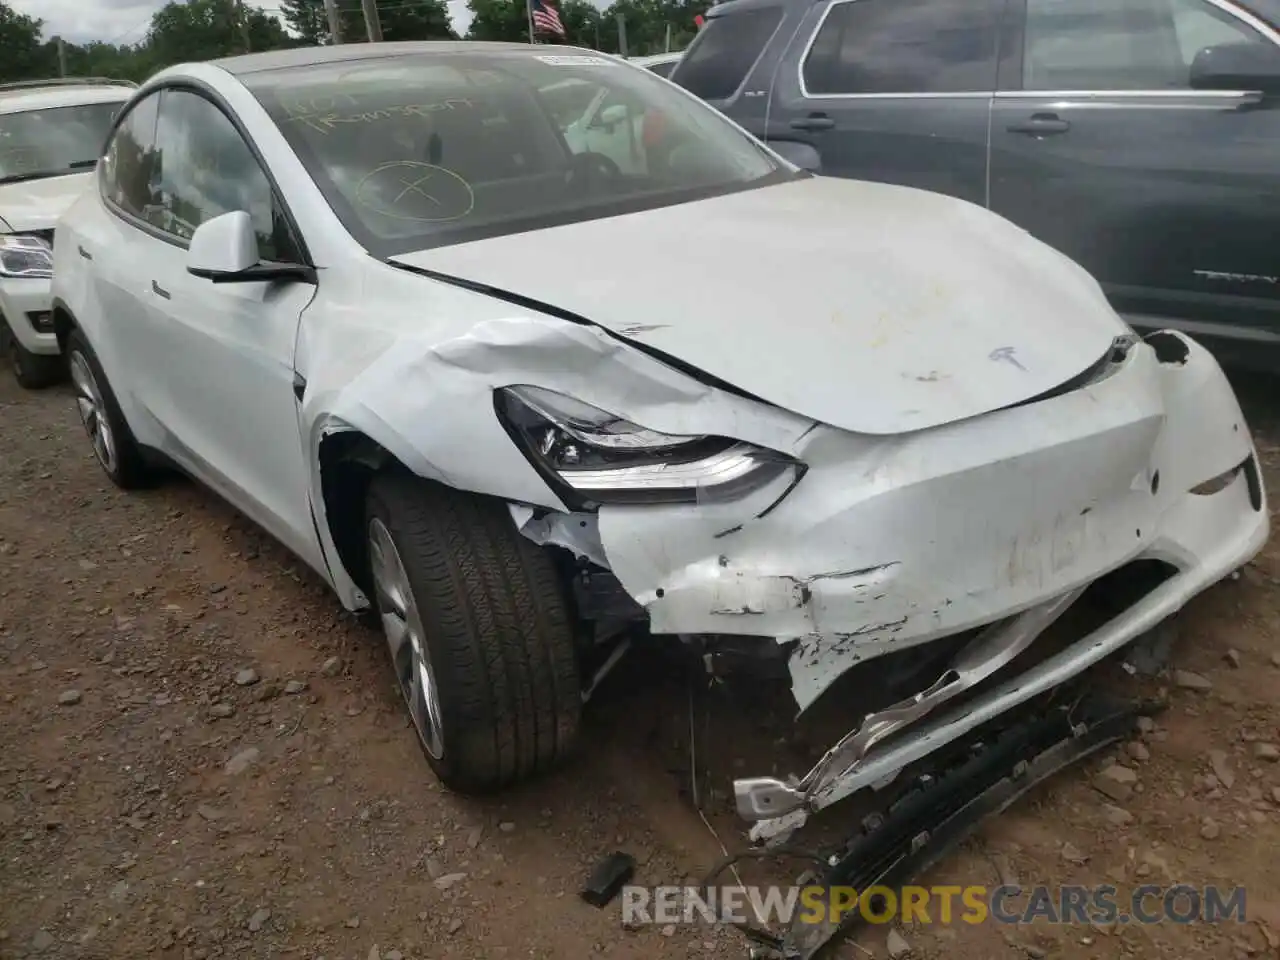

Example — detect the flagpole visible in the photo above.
[526,0,537,43]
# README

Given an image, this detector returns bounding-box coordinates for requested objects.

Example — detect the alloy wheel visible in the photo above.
[368,516,445,759]
[68,350,117,476]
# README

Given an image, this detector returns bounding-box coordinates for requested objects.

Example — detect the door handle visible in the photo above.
[151,280,171,300]
[1007,114,1071,136]
[790,113,835,131]
[77,245,93,260]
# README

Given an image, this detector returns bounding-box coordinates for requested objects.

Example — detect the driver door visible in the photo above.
[138,87,323,569]
[989,0,1280,341]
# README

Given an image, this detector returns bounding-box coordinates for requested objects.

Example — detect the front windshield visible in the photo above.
[245,50,793,255]
[0,102,123,184]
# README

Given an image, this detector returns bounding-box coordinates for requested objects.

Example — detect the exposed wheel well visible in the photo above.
[317,431,394,599]
[53,305,76,352]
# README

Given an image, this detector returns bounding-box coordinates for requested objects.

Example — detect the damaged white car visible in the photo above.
[51,43,1268,837]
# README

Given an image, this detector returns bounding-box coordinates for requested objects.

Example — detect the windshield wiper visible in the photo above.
[0,161,96,185]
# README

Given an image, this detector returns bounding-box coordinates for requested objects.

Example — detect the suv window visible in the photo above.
[803,0,999,95]
[100,93,161,221]
[1021,0,1268,90]
[151,89,291,260]
[671,6,782,100]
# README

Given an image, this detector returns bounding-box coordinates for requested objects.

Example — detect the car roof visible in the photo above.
[0,79,136,115]
[209,40,605,77]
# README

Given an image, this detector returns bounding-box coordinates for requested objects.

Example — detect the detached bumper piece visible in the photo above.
[711,689,1157,960]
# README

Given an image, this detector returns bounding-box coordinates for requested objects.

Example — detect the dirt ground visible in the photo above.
[3,364,1280,960]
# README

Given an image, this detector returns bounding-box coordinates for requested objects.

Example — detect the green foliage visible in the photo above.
[280,0,455,44]
[0,0,699,88]
[0,2,56,80]
[145,0,294,64]
[599,0,704,54]
[466,0,600,44]
[277,0,332,46]
[465,0,700,55]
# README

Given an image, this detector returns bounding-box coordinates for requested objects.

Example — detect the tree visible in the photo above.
[283,0,455,44]
[466,0,599,45]
[61,40,153,84]
[0,2,57,82]
[599,0,702,54]
[369,0,456,41]
[144,0,293,67]
[278,0,332,45]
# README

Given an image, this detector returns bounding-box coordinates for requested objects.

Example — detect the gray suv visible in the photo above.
[671,0,1280,368]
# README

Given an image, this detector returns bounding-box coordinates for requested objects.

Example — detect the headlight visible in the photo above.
[0,234,53,279]
[496,385,800,506]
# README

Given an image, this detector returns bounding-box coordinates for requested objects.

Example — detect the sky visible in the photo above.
[8,0,480,46]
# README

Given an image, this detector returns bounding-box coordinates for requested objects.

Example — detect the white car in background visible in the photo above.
[629,51,684,77]
[50,44,1267,843]
[0,78,136,388]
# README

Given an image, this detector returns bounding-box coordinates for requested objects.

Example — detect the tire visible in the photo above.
[2,319,63,389]
[65,327,153,489]
[365,471,581,793]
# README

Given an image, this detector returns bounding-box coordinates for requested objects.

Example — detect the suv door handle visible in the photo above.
[1007,113,1071,136]
[151,280,171,300]
[790,113,835,131]
[77,245,92,260]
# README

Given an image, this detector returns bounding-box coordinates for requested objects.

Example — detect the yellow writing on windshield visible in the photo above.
[285,99,475,134]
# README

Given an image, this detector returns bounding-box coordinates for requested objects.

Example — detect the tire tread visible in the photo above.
[367,471,579,792]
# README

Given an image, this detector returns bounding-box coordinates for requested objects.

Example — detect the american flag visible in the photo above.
[530,0,565,36]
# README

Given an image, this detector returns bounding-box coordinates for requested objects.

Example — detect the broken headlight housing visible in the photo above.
[0,234,53,280]
[496,385,798,506]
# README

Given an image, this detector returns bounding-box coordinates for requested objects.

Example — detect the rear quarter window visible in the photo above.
[671,6,783,99]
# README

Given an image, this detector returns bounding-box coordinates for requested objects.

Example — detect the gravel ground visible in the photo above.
[2,365,1280,960]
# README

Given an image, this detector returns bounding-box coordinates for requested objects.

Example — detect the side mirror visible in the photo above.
[597,103,629,128]
[1189,41,1280,94]
[187,210,258,279]
[768,139,822,173]
[186,210,315,285]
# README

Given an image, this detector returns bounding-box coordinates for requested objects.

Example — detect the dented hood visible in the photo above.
[388,176,1127,435]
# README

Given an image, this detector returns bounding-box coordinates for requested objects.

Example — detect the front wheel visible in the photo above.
[365,471,581,792]
[2,320,62,389]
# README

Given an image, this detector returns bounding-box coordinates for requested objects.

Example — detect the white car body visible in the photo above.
[0,80,134,384]
[51,43,1268,841]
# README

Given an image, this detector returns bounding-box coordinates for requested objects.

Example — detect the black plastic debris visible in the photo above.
[581,851,637,908]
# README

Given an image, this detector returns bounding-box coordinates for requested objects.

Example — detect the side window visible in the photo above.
[647,60,679,79]
[152,89,294,261]
[1019,0,1263,91]
[802,0,999,96]
[1170,0,1270,68]
[100,93,161,221]
[671,6,783,100]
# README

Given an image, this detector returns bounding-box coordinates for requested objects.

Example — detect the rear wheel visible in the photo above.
[365,471,580,792]
[66,327,153,489]
[2,320,62,389]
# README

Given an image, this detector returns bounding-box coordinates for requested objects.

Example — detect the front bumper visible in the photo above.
[0,277,57,355]
[596,331,1266,704]
[590,331,1266,831]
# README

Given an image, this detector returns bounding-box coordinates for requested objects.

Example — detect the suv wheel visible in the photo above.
[365,471,580,792]
[66,328,153,489]
[2,320,62,389]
